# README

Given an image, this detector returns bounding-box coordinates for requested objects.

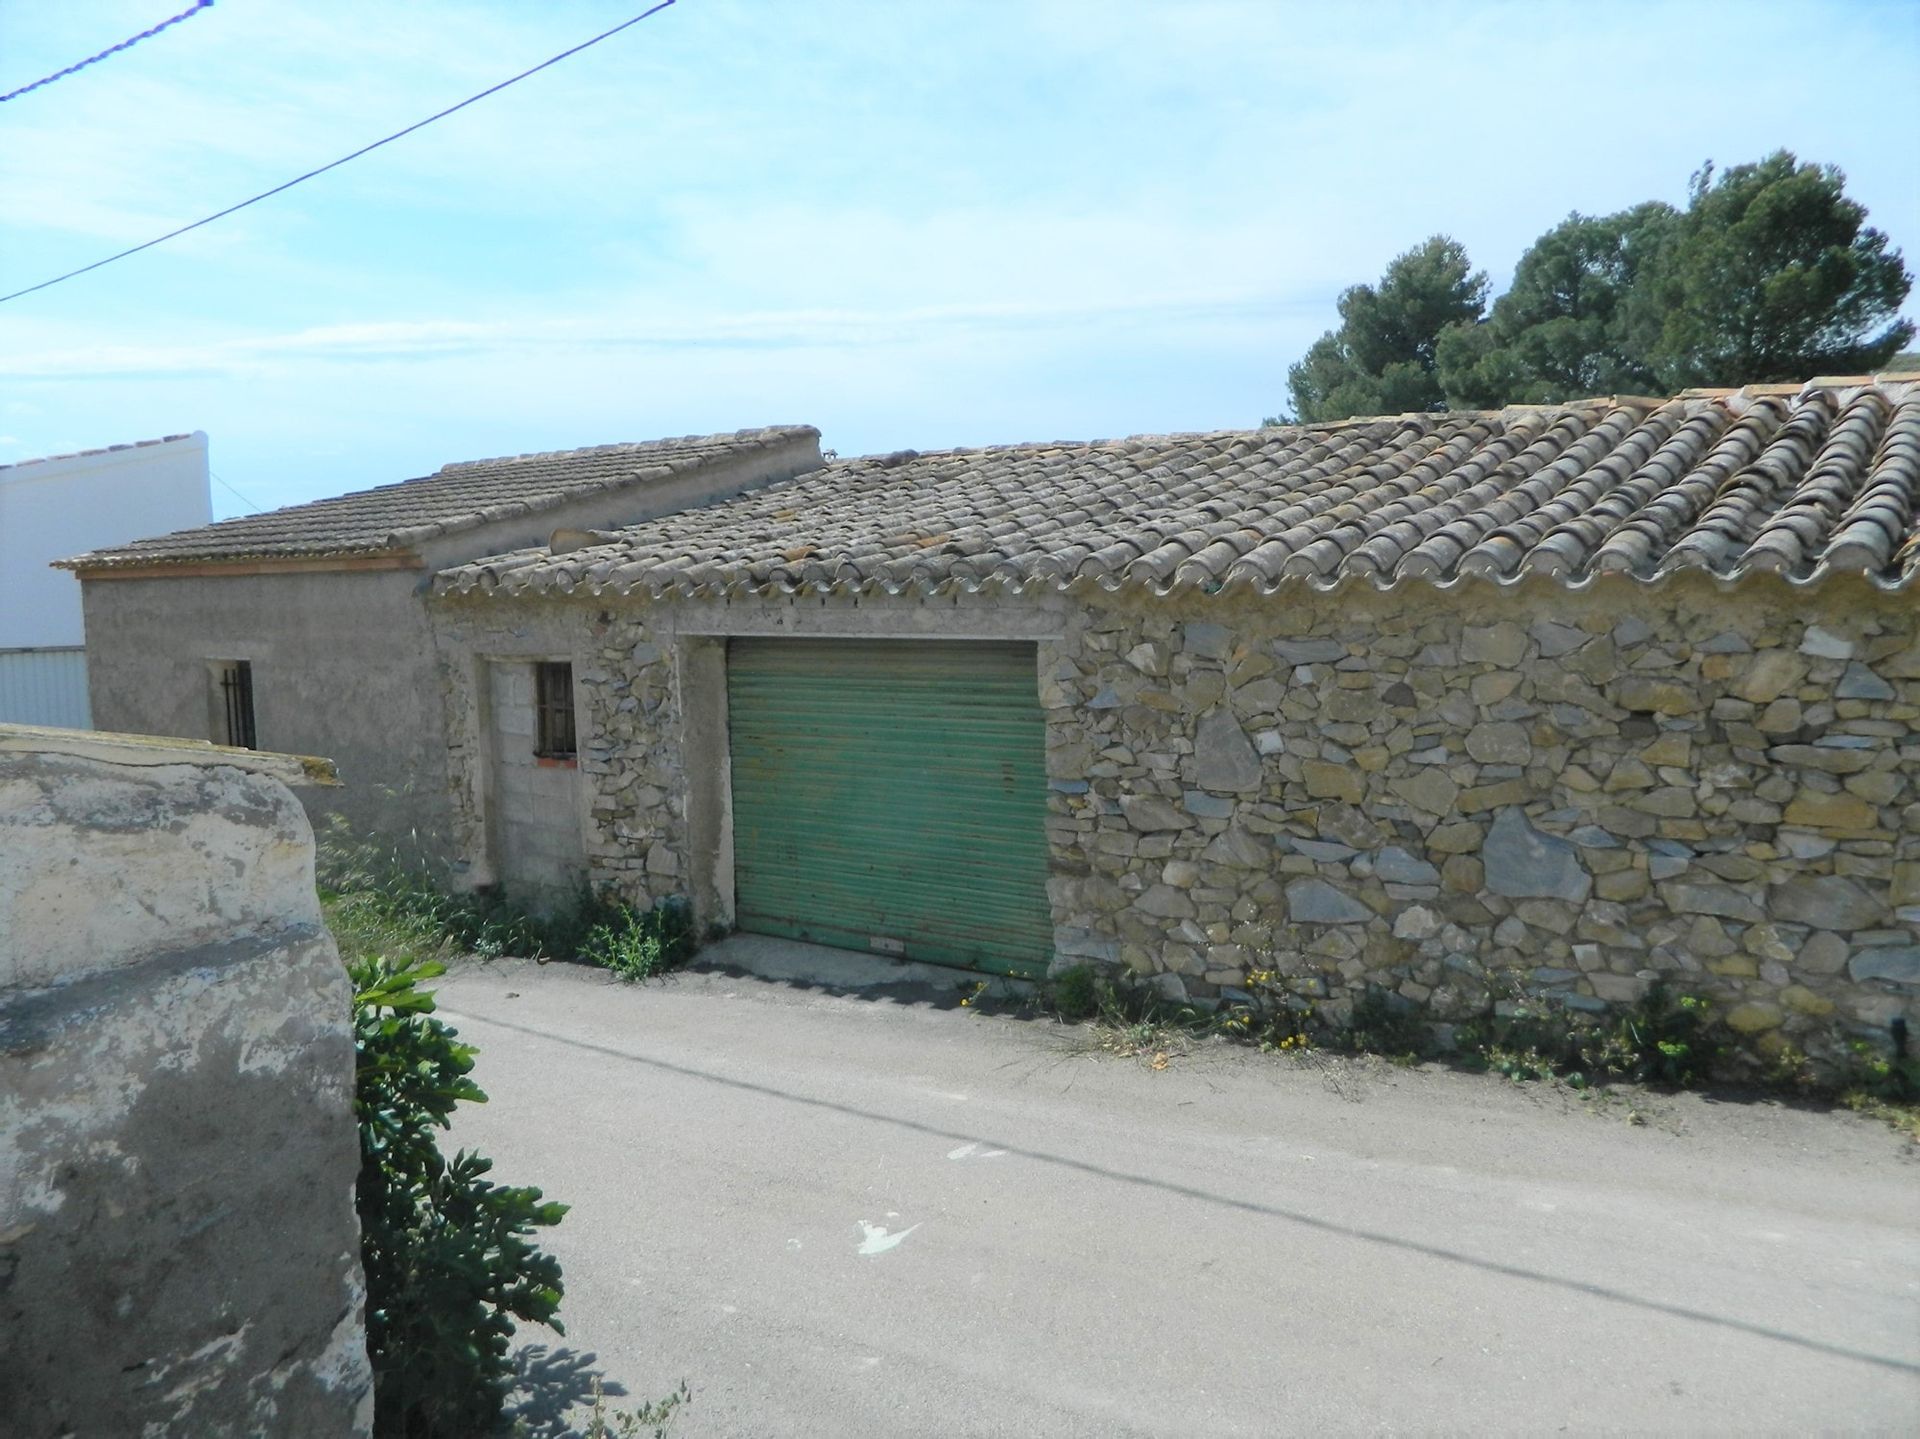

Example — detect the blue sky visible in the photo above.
[1,0,1916,520]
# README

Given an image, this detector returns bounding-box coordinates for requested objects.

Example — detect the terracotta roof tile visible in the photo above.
[58,426,819,569]
[434,377,1913,599]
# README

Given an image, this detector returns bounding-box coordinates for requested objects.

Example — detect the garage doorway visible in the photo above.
[726,638,1051,977]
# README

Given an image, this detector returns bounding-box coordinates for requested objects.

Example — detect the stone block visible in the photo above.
[1301,760,1363,803]
[1182,622,1232,660]
[1125,641,1169,676]
[1799,626,1853,660]
[1771,875,1883,931]
[1136,883,1196,919]
[1418,822,1479,860]
[1481,807,1591,902]
[1659,881,1765,922]
[1723,1001,1784,1034]
[1458,779,1531,814]
[1192,708,1262,792]
[1182,790,1235,819]
[1781,790,1879,831]
[1286,878,1373,924]
[1836,662,1895,701]
[1390,771,1459,816]
[1375,847,1441,885]
[1118,794,1192,832]
[1849,947,1920,985]
[1462,623,1527,666]
[1466,722,1532,765]
[1272,638,1346,665]
[1731,652,1808,704]
[1613,677,1696,715]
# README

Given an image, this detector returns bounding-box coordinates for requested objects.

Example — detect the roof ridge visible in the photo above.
[436,424,818,474]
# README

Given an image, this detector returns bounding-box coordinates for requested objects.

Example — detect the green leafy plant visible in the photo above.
[1047,964,1099,1022]
[352,954,568,1437]
[1602,983,1717,1086]
[582,898,696,981]
[579,1377,692,1439]
[1335,987,1428,1060]
[320,818,693,971]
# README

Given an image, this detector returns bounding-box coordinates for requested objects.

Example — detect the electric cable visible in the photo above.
[0,0,678,306]
[0,1,213,105]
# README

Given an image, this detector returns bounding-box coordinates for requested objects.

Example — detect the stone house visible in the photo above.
[430,375,1918,1061]
[59,427,824,850]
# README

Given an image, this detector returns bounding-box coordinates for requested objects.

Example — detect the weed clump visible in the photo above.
[319,820,695,979]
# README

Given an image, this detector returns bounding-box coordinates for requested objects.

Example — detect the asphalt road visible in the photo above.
[437,940,1920,1437]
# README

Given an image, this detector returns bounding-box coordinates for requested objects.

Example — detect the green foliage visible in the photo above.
[319,819,689,971]
[581,898,696,982]
[1452,983,1719,1090]
[579,1378,693,1439]
[1047,963,1100,1022]
[1288,151,1913,420]
[1216,967,1313,1052]
[1437,203,1674,406]
[1333,987,1428,1059]
[351,954,568,1438]
[1831,1036,1920,1104]
[1278,236,1488,422]
[1648,154,1914,386]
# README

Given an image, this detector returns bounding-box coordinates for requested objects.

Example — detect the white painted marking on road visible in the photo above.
[948,1142,978,1160]
[948,1142,1007,1161]
[857,1220,921,1256]
[787,1238,802,1250]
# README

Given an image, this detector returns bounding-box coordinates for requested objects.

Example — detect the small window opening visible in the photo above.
[215,660,257,750]
[534,661,576,760]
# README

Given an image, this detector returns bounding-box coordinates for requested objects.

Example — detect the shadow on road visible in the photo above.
[498,1343,623,1438]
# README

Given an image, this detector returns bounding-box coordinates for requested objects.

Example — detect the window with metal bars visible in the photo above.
[214,660,256,750]
[534,660,576,760]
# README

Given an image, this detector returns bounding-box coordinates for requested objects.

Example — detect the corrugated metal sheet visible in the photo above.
[0,648,90,729]
[728,638,1051,978]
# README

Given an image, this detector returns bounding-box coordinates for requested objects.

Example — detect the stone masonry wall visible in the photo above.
[434,576,1917,1064]
[0,731,371,1437]
[1037,574,1917,1064]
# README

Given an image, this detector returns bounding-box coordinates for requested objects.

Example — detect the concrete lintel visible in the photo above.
[0,723,339,787]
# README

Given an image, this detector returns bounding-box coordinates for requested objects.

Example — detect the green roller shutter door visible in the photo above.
[727,638,1052,977]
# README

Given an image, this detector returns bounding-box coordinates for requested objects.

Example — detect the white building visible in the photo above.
[0,432,211,727]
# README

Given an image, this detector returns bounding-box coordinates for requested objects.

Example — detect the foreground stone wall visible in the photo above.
[0,729,371,1437]
[434,574,1916,1064]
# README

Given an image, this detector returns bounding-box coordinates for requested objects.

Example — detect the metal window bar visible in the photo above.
[534,661,575,758]
[219,661,257,750]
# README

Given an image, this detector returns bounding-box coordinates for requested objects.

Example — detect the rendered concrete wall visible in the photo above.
[79,567,450,855]
[74,434,824,865]
[434,576,1918,1066]
[0,729,370,1437]
[0,433,210,651]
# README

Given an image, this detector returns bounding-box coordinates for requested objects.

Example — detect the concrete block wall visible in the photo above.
[0,728,371,1437]
[485,661,585,903]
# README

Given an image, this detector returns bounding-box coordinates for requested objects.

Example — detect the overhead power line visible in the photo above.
[0,1,215,105]
[0,0,679,306]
